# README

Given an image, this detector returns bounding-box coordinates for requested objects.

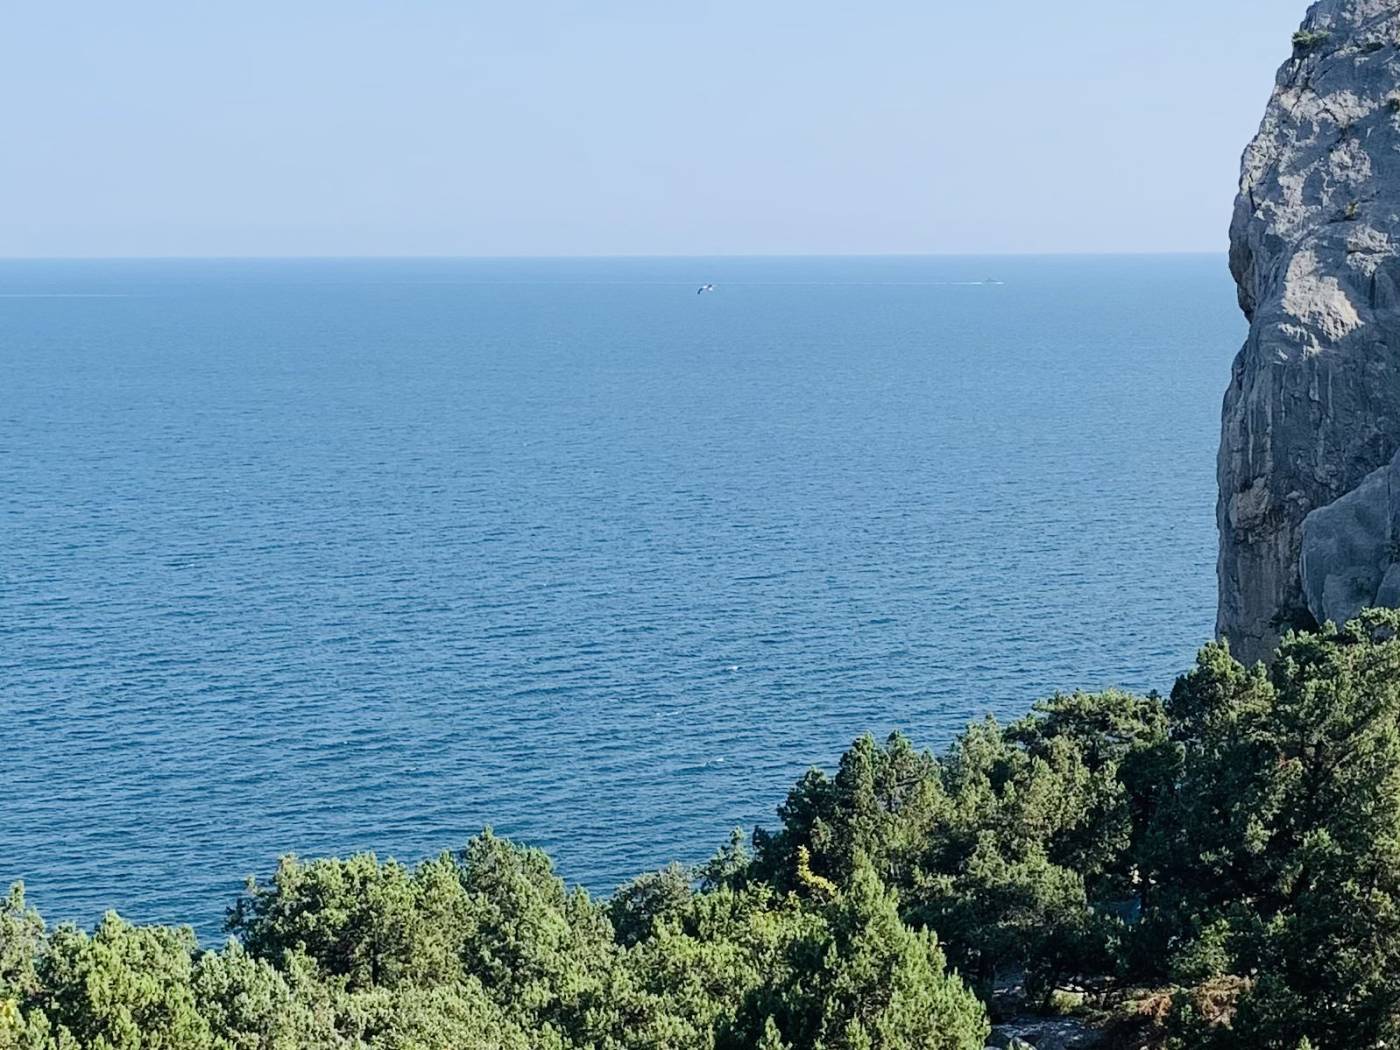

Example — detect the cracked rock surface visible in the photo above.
[1220,0,1400,662]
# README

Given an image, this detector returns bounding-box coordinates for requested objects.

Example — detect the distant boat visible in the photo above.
[981,277,1004,285]
[697,284,716,294]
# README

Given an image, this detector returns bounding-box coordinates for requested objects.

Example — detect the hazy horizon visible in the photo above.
[0,250,1229,260]
[4,1,1304,258]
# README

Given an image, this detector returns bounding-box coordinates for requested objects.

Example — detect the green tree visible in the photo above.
[452,830,620,1039]
[190,942,337,1050]
[607,864,694,947]
[754,734,946,893]
[623,882,816,1049]
[1140,612,1400,1046]
[35,914,211,1050]
[335,982,534,1050]
[777,855,987,1050]
[0,886,44,1008]
[227,850,467,991]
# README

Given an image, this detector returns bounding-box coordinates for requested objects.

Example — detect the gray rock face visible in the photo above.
[1220,0,1400,663]
[1299,448,1400,624]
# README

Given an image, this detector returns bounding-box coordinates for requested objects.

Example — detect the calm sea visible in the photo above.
[1,256,1240,937]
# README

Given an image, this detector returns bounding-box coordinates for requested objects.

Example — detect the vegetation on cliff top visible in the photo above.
[8,611,1400,1048]
[1291,28,1331,52]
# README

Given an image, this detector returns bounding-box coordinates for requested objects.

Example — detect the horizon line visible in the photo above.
[0,249,1228,262]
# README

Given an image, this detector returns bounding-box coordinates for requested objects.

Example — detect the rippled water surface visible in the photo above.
[2,256,1240,936]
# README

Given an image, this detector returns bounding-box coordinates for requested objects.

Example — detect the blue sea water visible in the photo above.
[1,255,1241,938]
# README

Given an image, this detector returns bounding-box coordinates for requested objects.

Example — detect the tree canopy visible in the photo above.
[9,613,1400,1048]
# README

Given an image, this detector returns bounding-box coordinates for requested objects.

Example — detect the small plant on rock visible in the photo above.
[1293,29,1330,52]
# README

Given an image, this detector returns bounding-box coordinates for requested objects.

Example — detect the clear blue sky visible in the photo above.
[3,1,1305,257]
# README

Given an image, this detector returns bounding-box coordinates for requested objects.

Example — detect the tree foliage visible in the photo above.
[12,614,1400,1047]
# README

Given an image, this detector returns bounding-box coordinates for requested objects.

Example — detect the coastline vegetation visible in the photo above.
[8,611,1400,1048]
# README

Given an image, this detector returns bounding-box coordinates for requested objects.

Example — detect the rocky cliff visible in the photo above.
[1220,0,1400,663]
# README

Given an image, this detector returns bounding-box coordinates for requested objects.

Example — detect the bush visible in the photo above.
[1292,29,1330,52]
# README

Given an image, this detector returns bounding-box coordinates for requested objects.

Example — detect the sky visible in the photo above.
[2,1,1306,257]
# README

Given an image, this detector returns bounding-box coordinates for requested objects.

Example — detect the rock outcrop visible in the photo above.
[987,1018,1103,1050]
[1220,0,1400,663]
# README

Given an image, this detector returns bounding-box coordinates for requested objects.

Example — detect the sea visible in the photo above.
[1,255,1241,939]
